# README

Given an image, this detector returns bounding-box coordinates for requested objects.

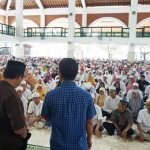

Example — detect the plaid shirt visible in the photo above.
[42,81,96,150]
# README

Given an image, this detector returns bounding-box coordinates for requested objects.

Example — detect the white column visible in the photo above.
[16,0,23,37]
[128,0,138,62]
[40,13,45,27]
[67,0,76,58]
[6,15,8,24]
[82,11,87,27]
[15,43,24,58]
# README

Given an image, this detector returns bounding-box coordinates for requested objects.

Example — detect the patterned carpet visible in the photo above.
[27,144,49,150]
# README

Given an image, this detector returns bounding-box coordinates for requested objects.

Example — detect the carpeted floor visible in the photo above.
[27,144,49,150]
[28,126,150,150]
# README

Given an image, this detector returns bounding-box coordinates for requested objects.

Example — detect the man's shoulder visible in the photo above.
[25,89,31,93]
[139,109,148,114]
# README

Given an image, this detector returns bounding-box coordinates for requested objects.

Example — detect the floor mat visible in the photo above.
[27,144,49,150]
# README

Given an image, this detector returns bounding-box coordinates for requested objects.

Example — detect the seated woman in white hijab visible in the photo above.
[96,87,108,107]
[128,90,144,123]
[50,75,59,90]
[33,70,41,83]
[134,99,150,142]
[105,70,112,82]
[26,92,45,129]
[96,77,103,90]
[144,70,150,83]
[120,70,127,82]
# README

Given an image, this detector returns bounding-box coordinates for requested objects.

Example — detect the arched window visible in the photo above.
[11,19,39,29]
[137,18,150,28]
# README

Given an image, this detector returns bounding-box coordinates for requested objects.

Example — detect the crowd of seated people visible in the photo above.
[0,56,150,142]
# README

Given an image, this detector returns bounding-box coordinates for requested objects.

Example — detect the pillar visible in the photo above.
[128,0,138,62]
[67,0,75,58]
[82,11,87,27]
[15,43,24,58]
[16,0,23,37]
[40,13,45,27]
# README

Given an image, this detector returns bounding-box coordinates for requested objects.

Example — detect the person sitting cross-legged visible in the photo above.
[91,94,104,137]
[26,92,45,129]
[134,99,150,142]
[102,86,121,119]
[103,100,134,139]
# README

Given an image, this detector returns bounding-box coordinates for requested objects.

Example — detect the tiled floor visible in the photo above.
[28,127,150,150]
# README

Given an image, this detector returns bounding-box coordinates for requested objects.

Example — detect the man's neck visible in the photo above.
[111,95,116,99]
[3,79,16,87]
[148,109,150,114]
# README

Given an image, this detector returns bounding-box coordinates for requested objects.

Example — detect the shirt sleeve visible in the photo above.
[97,107,103,120]
[28,102,33,114]
[86,95,96,120]
[27,90,32,99]
[41,93,51,119]
[110,110,116,123]
[145,86,149,95]
[103,97,112,114]
[6,97,25,131]
[137,111,142,123]
[127,111,133,125]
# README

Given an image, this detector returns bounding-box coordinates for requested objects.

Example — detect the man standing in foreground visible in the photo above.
[0,61,30,150]
[42,58,96,150]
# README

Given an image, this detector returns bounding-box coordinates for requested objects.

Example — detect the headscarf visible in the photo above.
[96,87,107,107]
[0,72,3,80]
[86,71,96,87]
[45,72,52,83]
[114,81,121,95]
[33,78,47,91]
[34,84,46,101]
[126,77,135,92]
[26,72,37,86]
[129,90,142,114]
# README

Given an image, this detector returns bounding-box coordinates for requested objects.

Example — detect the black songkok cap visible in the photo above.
[119,100,128,106]
[5,60,26,73]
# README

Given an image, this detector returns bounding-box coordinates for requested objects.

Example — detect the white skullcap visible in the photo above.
[124,65,127,67]
[129,75,134,78]
[98,70,103,73]
[133,83,139,87]
[21,80,26,85]
[32,92,40,98]
[91,94,96,99]
[103,75,107,78]
[97,77,103,80]
[132,68,136,71]
[16,86,23,91]
[109,86,116,91]
[35,70,39,73]
[83,83,92,90]
[85,68,89,71]
[116,76,121,79]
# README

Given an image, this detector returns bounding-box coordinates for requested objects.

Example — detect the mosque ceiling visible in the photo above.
[0,0,150,11]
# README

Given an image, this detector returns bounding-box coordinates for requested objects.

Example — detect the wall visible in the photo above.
[0,15,6,24]
[137,13,150,24]
[87,13,129,27]
[8,16,40,26]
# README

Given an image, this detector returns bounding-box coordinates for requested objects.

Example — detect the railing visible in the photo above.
[23,27,130,38]
[136,27,150,37]
[0,23,15,36]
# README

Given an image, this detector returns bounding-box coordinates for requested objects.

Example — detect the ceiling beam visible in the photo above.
[34,0,44,11]
[81,0,86,10]
[6,0,12,12]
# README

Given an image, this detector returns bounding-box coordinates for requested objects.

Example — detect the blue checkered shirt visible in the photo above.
[41,81,96,150]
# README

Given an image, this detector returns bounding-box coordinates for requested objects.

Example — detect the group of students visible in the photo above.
[0,56,150,143]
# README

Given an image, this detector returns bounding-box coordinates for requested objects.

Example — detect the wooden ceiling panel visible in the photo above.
[41,0,82,8]
[10,0,39,10]
[0,0,7,10]
[139,0,150,5]
[85,0,131,7]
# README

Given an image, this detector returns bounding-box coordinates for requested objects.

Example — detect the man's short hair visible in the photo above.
[59,58,78,81]
[119,100,128,106]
